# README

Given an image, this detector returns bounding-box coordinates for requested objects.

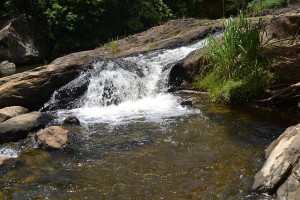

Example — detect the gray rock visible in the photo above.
[0,112,53,144]
[63,116,80,126]
[0,61,16,76]
[0,18,49,65]
[276,164,300,200]
[36,126,69,150]
[253,124,300,194]
[0,106,29,123]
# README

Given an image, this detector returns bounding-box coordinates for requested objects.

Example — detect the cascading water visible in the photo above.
[44,38,211,125]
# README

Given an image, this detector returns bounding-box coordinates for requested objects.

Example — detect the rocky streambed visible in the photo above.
[0,7,299,199]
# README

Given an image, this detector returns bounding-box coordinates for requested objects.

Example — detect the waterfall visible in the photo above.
[43,37,212,124]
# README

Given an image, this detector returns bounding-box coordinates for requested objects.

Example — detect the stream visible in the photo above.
[0,37,297,199]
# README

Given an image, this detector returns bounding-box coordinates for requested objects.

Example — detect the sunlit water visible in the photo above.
[0,36,296,199]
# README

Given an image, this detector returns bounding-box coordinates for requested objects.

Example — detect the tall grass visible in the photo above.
[194,13,273,103]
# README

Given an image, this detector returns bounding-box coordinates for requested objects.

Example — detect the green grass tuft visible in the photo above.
[110,40,119,54]
[194,12,273,103]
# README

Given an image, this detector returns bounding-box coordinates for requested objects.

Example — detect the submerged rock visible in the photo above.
[0,112,53,144]
[0,61,16,76]
[253,124,300,199]
[63,116,80,126]
[36,126,69,150]
[0,106,29,123]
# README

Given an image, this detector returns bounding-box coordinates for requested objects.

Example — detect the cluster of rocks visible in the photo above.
[0,105,81,166]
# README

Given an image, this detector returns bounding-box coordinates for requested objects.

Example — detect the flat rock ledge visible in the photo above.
[253,124,300,199]
[0,112,53,144]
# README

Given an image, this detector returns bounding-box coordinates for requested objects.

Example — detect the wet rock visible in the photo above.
[0,106,29,123]
[0,112,53,144]
[63,116,80,126]
[36,126,70,150]
[0,18,50,65]
[0,61,16,76]
[180,101,193,107]
[0,155,12,166]
[253,124,300,197]
[168,47,208,91]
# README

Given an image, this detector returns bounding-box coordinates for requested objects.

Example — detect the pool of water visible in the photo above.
[0,96,296,199]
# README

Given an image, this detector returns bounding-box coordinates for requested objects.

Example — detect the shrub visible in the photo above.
[194,12,273,103]
[247,0,287,15]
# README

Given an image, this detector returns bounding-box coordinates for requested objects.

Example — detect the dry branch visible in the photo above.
[258,82,300,103]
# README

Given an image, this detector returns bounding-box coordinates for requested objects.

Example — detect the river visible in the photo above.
[0,36,296,199]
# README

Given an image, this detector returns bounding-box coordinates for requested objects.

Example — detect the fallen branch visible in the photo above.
[258,82,300,103]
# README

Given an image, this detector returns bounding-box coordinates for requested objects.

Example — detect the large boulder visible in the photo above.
[0,112,53,144]
[253,124,300,199]
[168,47,208,91]
[0,106,29,123]
[36,126,69,150]
[262,14,300,44]
[0,18,50,65]
[0,60,16,76]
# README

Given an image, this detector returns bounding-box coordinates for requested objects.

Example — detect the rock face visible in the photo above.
[36,126,70,150]
[0,60,16,76]
[0,106,29,123]
[0,18,49,65]
[262,14,300,44]
[253,124,300,199]
[0,112,53,144]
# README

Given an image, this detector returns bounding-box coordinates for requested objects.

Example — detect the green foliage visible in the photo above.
[247,0,287,15]
[109,40,119,54]
[4,0,173,56]
[195,13,273,103]
[226,0,248,14]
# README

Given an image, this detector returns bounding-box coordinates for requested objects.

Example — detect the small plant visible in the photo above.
[110,39,119,54]
[194,12,273,103]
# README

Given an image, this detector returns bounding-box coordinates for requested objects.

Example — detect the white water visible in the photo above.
[0,147,19,158]
[47,38,212,125]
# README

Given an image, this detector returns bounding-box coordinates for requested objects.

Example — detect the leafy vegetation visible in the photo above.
[194,13,273,103]
[247,0,287,15]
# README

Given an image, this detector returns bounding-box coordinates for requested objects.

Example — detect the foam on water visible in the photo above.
[0,147,19,158]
